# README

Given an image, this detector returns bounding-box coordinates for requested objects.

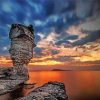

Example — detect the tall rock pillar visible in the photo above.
[9,24,36,79]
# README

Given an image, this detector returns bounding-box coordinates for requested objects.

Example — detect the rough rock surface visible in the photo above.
[17,82,68,100]
[9,24,35,79]
[0,24,35,96]
[0,80,25,95]
[0,67,12,79]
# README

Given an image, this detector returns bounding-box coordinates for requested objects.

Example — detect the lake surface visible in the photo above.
[27,71,100,100]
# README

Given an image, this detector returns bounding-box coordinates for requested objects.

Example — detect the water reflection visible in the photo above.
[28,71,100,100]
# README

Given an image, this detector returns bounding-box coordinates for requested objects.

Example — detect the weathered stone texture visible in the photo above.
[0,80,25,95]
[17,82,68,100]
[9,24,35,79]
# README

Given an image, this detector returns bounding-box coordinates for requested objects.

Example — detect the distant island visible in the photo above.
[52,69,70,71]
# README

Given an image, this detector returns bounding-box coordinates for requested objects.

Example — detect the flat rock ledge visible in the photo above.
[17,82,68,100]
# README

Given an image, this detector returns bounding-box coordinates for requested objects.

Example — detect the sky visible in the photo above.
[0,0,100,70]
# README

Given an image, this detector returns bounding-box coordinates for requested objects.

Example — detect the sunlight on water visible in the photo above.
[28,71,100,100]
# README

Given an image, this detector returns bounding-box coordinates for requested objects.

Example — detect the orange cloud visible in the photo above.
[37,32,59,48]
[74,39,100,62]
[0,56,12,67]
[0,26,100,68]
[29,60,63,66]
[66,25,87,42]
[0,56,11,64]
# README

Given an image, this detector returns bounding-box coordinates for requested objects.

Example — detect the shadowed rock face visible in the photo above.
[9,24,36,79]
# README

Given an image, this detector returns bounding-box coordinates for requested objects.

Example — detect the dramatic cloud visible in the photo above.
[73,30,100,45]
[0,0,100,68]
[74,39,100,62]
[80,16,100,31]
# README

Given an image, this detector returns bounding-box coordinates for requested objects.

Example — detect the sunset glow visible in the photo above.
[29,60,63,66]
[0,0,100,70]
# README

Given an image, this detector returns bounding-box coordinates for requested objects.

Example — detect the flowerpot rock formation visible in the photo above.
[0,24,68,100]
[9,24,36,79]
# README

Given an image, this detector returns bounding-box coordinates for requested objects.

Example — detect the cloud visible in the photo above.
[0,0,100,67]
[37,32,59,48]
[76,0,94,18]
[74,39,100,62]
[2,46,8,51]
[73,30,100,46]
[80,16,100,31]
[66,25,87,42]
[76,0,100,18]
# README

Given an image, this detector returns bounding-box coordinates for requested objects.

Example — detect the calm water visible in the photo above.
[27,71,100,100]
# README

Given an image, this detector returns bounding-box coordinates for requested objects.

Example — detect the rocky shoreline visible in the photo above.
[0,24,68,100]
[17,82,68,100]
[0,67,68,100]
